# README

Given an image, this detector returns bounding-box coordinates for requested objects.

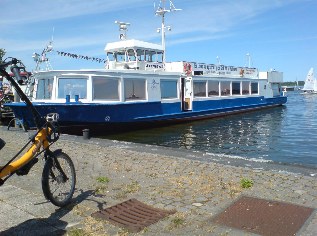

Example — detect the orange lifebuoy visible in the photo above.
[240,68,244,77]
[184,62,192,76]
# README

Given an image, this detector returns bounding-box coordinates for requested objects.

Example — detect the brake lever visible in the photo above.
[45,113,60,143]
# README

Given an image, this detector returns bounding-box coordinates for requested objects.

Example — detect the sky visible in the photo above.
[1,0,316,82]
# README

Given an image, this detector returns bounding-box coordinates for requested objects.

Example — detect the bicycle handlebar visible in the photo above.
[0,58,43,129]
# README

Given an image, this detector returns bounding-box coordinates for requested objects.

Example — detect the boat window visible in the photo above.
[92,77,119,100]
[36,78,53,99]
[124,79,146,100]
[107,52,115,61]
[194,81,206,97]
[208,81,219,96]
[220,81,231,96]
[232,82,241,95]
[161,80,178,99]
[242,81,250,95]
[58,78,87,99]
[156,52,163,63]
[127,49,136,61]
[251,82,259,94]
[136,49,145,61]
[115,51,126,62]
[145,51,156,62]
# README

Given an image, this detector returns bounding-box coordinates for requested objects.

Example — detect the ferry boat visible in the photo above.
[6,1,287,134]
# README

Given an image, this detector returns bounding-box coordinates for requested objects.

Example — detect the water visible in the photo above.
[103,91,317,170]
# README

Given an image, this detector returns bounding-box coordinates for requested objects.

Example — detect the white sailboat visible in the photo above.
[302,68,317,94]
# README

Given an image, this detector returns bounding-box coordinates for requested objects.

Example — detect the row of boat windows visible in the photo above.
[36,77,259,100]
[107,49,164,63]
[161,80,259,98]
[193,81,259,98]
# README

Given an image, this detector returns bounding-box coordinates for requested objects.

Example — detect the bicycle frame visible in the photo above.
[0,58,76,207]
[0,128,50,179]
[0,59,53,184]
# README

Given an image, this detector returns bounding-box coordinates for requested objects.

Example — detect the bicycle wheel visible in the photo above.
[42,152,76,207]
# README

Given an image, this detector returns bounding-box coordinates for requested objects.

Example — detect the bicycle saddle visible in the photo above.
[0,138,5,150]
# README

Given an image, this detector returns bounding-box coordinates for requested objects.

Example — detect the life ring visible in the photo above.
[184,62,192,76]
[240,68,244,77]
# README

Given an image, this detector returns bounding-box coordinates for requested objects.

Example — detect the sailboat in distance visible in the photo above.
[302,68,317,94]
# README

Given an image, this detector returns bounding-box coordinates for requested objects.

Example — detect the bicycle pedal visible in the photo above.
[16,158,39,176]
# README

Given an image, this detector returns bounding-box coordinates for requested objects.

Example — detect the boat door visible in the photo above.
[181,77,193,111]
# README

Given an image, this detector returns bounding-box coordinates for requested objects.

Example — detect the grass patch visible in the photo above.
[171,217,185,226]
[168,213,186,230]
[240,178,253,188]
[67,228,86,236]
[96,176,110,183]
[125,181,140,193]
[114,181,141,199]
[95,185,107,195]
[94,176,110,195]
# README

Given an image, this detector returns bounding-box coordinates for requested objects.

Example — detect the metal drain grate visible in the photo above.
[91,198,176,232]
[213,196,314,236]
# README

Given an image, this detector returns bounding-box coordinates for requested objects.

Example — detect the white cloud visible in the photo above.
[1,0,148,25]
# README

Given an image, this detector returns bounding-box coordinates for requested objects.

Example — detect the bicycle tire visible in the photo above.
[42,152,76,207]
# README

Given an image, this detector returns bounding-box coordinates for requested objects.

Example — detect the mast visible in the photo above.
[32,28,54,72]
[32,41,53,72]
[155,0,181,65]
[245,53,252,68]
[115,21,130,40]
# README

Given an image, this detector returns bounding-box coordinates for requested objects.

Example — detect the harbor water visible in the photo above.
[103,91,317,170]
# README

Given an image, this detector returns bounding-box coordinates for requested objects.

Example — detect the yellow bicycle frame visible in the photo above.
[0,128,50,179]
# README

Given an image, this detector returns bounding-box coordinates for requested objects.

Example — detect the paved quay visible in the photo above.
[0,127,316,235]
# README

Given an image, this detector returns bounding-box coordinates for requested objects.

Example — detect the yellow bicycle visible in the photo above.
[0,58,76,207]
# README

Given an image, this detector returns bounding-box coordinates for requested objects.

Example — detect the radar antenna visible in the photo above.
[155,0,181,64]
[115,21,130,40]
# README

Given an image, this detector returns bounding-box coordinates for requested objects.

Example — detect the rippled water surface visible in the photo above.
[103,91,317,168]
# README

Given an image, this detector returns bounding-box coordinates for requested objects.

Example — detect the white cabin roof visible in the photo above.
[104,39,163,53]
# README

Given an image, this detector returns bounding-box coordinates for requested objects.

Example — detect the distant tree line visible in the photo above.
[281,81,304,86]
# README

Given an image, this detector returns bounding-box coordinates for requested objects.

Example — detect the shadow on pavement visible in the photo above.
[0,189,104,236]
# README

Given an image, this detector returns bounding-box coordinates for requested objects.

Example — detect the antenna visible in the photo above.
[115,21,130,40]
[245,53,252,68]
[216,56,221,65]
[51,27,55,42]
[155,0,181,64]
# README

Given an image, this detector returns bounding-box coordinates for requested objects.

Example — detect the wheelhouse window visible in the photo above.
[113,51,125,62]
[58,77,87,99]
[194,81,206,97]
[124,79,146,100]
[92,76,119,100]
[161,80,178,99]
[220,81,231,96]
[232,82,241,95]
[208,81,219,96]
[127,49,136,61]
[242,81,250,95]
[251,82,259,94]
[36,78,53,99]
